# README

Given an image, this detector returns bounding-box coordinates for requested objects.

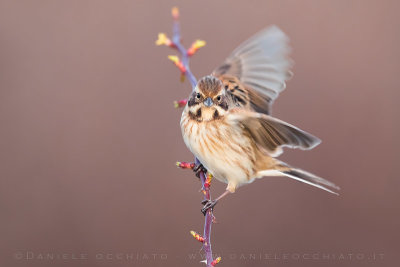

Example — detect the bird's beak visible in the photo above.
[204,97,213,107]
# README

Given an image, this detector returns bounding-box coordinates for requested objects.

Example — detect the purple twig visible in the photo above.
[172,17,197,88]
[170,9,215,267]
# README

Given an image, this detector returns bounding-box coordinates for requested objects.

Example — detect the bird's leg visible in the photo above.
[193,163,207,178]
[201,190,231,215]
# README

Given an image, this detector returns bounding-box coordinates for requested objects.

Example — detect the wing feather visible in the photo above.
[213,26,292,113]
[228,111,321,157]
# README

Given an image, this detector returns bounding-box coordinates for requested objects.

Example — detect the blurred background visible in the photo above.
[0,1,399,266]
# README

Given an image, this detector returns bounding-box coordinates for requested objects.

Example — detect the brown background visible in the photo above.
[0,1,399,267]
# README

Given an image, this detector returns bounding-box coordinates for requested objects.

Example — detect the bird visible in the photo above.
[180,26,339,215]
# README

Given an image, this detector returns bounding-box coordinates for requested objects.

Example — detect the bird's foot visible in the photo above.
[201,199,218,215]
[193,163,207,178]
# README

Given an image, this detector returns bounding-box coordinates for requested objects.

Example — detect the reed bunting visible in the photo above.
[180,26,339,214]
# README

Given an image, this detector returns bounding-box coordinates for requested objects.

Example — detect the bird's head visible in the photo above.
[187,75,229,121]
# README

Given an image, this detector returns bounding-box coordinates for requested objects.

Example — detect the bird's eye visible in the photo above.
[217,96,221,101]
[196,93,201,99]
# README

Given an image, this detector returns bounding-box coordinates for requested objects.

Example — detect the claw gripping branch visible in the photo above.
[156,7,219,267]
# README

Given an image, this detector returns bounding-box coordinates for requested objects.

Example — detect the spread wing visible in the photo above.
[213,26,292,114]
[228,110,320,157]
[218,75,273,115]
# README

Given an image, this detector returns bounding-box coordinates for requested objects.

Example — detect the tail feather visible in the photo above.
[257,166,340,195]
[281,168,340,195]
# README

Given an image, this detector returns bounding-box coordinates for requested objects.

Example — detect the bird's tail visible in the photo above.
[257,162,340,195]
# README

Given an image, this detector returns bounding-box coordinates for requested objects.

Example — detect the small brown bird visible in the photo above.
[180,26,339,214]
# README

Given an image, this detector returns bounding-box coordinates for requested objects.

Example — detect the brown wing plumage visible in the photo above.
[219,75,272,114]
[213,26,292,115]
[227,110,321,157]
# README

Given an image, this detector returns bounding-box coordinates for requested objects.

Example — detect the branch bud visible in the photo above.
[204,173,213,189]
[155,33,173,47]
[190,230,204,243]
[180,73,185,83]
[167,55,186,73]
[187,40,206,56]
[171,7,179,20]
[211,257,222,266]
[176,161,195,169]
[174,99,188,108]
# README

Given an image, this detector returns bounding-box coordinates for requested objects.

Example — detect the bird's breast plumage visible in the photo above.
[180,107,257,192]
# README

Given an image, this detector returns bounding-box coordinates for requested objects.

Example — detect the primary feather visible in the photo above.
[213,26,292,114]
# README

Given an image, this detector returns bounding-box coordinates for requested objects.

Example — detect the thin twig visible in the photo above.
[171,14,197,88]
[158,7,216,267]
